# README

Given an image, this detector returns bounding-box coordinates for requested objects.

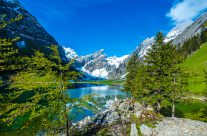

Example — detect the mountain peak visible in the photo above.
[63,47,78,59]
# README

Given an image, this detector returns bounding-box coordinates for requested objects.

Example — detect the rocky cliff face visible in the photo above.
[0,0,67,60]
[172,12,207,46]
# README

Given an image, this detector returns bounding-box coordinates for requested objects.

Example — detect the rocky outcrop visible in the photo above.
[71,99,207,136]
[71,99,160,136]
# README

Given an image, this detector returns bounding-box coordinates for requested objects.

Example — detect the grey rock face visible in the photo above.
[0,0,67,60]
[72,99,144,134]
[172,12,207,46]
[75,49,129,79]
[152,117,207,136]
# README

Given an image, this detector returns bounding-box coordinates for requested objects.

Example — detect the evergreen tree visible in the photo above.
[144,32,186,113]
[124,54,139,97]
[201,29,207,44]
[134,62,146,105]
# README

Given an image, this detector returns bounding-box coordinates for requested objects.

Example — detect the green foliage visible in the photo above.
[0,14,23,29]
[0,43,101,135]
[143,32,187,110]
[124,54,139,95]
[0,16,98,135]
[201,29,207,44]
[0,37,21,72]
[125,32,187,113]
[179,35,201,57]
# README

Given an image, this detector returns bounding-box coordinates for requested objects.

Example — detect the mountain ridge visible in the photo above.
[67,12,207,79]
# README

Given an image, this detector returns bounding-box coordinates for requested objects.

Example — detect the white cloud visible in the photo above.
[167,0,207,25]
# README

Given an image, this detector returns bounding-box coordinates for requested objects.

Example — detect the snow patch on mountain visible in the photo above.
[63,47,78,59]
[164,22,192,43]
[135,37,155,58]
[91,68,109,78]
[81,67,109,78]
[107,55,129,68]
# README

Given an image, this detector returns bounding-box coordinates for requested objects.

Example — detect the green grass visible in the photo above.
[182,42,207,94]
[76,80,123,85]
[161,100,207,120]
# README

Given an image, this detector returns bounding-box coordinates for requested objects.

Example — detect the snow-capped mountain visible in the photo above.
[63,47,78,59]
[133,21,192,58]
[73,49,129,79]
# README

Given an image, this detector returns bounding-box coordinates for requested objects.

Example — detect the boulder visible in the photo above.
[130,123,138,136]
[152,117,207,136]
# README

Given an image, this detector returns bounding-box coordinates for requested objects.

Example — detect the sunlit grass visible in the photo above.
[182,42,207,94]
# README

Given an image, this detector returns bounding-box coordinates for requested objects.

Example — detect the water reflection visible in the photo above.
[67,85,126,98]
[66,85,127,122]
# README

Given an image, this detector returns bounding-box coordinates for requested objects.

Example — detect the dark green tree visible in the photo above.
[124,54,139,97]
[134,62,147,105]
[144,32,187,114]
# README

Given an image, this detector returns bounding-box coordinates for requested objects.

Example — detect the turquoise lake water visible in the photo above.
[67,85,126,98]
[66,85,127,122]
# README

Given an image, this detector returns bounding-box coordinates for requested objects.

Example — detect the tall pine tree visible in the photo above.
[144,32,187,114]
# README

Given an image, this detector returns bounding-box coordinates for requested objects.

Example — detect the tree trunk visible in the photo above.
[172,98,175,117]
[157,101,161,113]
[66,118,69,136]
[172,78,175,118]
[64,102,70,136]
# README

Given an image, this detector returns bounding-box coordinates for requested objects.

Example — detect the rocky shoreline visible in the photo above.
[69,99,207,136]
[70,99,207,136]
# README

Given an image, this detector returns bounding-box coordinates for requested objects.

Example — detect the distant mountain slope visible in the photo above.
[74,49,129,79]
[182,42,207,94]
[0,0,67,60]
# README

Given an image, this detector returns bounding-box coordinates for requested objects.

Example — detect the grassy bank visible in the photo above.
[182,42,207,94]
[161,99,207,122]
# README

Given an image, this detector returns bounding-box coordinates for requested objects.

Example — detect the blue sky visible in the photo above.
[19,0,207,56]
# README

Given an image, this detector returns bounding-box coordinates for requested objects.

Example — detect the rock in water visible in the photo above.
[130,123,138,136]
